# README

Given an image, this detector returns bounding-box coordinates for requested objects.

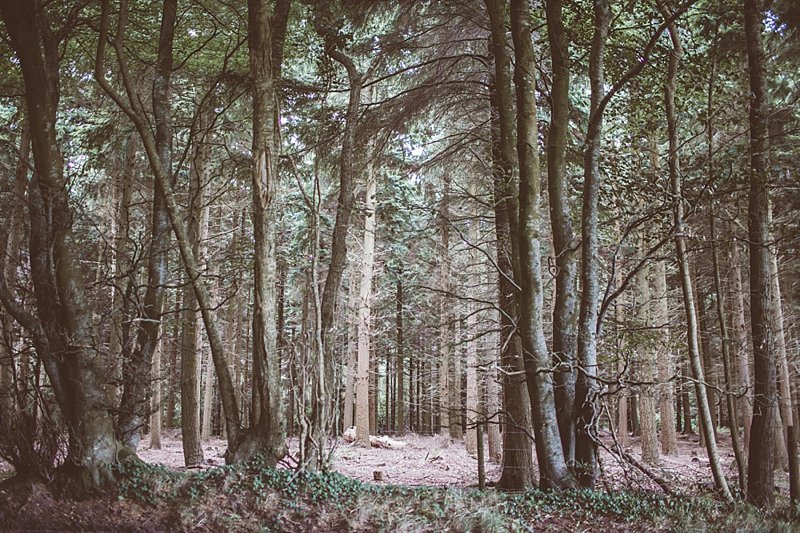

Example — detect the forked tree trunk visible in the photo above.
[97,0,241,455]
[486,0,537,490]
[2,0,124,492]
[117,0,177,453]
[510,0,575,490]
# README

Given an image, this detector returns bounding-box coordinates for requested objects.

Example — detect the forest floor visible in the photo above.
[0,429,797,532]
[136,428,771,494]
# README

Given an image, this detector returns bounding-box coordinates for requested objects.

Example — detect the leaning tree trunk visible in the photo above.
[510,0,576,490]
[662,8,733,502]
[116,0,176,452]
[96,0,241,455]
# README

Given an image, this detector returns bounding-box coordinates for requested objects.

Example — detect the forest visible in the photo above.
[0,0,799,530]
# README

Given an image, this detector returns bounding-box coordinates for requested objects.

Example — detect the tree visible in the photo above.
[743,0,777,508]
[545,0,578,466]
[0,0,124,492]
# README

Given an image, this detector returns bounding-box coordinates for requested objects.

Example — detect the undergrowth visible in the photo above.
[110,457,800,532]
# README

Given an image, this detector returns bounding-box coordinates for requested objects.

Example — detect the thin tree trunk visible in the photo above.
[438,174,452,437]
[466,222,479,454]
[150,337,163,450]
[731,241,753,448]
[663,9,732,501]
[654,259,677,455]
[396,278,407,436]
[343,273,358,430]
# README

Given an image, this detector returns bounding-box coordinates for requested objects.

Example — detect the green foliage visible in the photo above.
[112,459,184,506]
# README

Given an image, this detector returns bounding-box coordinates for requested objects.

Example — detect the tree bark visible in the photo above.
[229,0,293,465]
[355,147,378,446]
[636,254,659,464]
[654,259,677,455]
[731,240,753,448]
[486,0,537,490]
[438,174,452,437]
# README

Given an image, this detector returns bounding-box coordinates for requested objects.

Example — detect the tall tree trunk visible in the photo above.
[229,0,292,465]
[663,10,733,502]
[307,25,361,463]
[510,0,575,490]
[574,0,610,489]
[771,253,799,501]
[654,259,677,455]
[545,0,578,466]
[743,0,776,508]
[117,0,177,453]
[486,0,538,490]
[97,0,242,455]
[355,157,378,446]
